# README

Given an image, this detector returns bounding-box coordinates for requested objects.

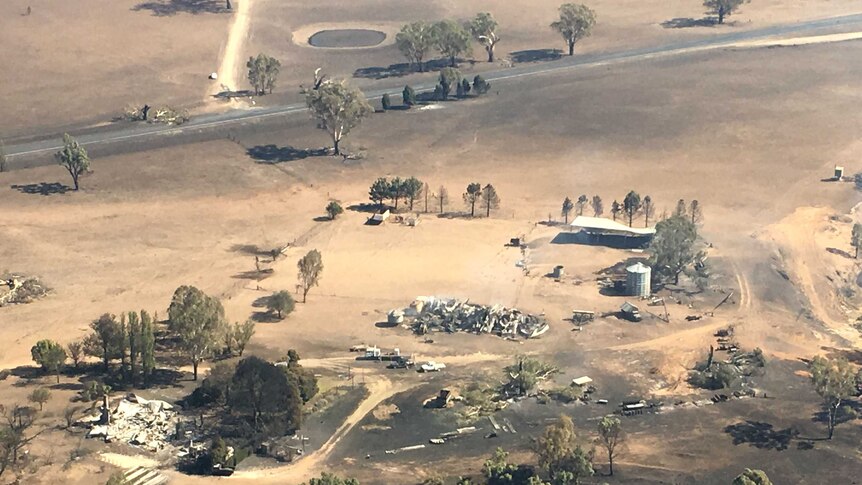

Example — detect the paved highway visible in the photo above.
[6,12,862,165]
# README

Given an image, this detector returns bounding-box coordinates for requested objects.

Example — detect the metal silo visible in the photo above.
[626,262,651,297]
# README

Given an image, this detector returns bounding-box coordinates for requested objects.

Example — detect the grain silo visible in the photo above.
[626,262,651,297]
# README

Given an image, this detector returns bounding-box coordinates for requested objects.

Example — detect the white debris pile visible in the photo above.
[0,274,49,306]
[403,296,549,339]
[79,394,178,452]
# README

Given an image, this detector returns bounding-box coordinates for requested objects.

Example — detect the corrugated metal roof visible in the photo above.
[570,216,656,236]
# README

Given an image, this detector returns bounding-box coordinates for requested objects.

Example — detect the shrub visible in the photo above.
[381,93,391,111]
[403,85,417,106]
[473,75,491,95]
[326,201,344,220]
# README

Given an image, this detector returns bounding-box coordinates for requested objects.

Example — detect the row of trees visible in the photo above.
[562,193,702,229]
[396,5,599,71]
[396,15,495,71]
[368,178,501,217]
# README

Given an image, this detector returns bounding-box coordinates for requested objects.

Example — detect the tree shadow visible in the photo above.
[347,203,383,214]
[229,244,273,257]
[10,182,70,196]
[49,382,85,391]
[247,145,330,164]
[811,401,862,426]
[724,420,798,450]
[232,269,274,281]
[132,0,227,16]
[353,58,456,80]
[509,49,563,64]
[212,89,253,100]
[551,231,652,249]
[661,17,717,29]
[826,247,854,259]
[437,211,475,219]
[313,216,333,222]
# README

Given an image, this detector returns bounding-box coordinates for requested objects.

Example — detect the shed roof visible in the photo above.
[570,216,656,236]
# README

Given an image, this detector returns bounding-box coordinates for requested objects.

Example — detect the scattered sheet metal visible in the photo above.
[400,296,549,339]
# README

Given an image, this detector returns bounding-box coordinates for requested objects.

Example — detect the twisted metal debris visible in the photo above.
[403,297,549,338]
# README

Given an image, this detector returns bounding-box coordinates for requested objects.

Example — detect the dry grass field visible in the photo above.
[2,1,862,484]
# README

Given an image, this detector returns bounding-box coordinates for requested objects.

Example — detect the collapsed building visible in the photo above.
[78,394,180,452]
[395,296,549,338]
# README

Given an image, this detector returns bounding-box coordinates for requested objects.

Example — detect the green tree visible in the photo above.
[127,311,141,384]
[808,355,858,439]
[704,0,744,24]
[230,356,302,433]
[852,223,862,259]
[307,472,360,485]
[537,414,577,476]
[504,356,555,396]
[473,75,491,95]
[396,22,435,72]
[575,194,587,216]
[403,85,417,106]
[140,310,156,384]
[483,448,520,485]
[55,133,90,190]
[460,79,472,97]
[438,67,462,99]
[168,286,227,381]
[388,176,405,210]
[369,177,390,208]
[84,314,124,371]
[481,184,500,217]
[302,80,374,155]
[433,20,472,67]
[268,290,295,319]
[468,12,501,62]
[403,177,424,211]
[297,249,323,303]
[381,93,391,111]
[562,197,574,223]
[591,195,603,217]
[326,200,344,220]
[210,436,229,467]
[464,183,483,217]
[281,350,319,402]
[623,191,641,227]
[30,340,66,383]
[649,214,702,284]
[733,469,772,485]
[246,53,281,95]
[233,320,255,357]
[27,389,50,411]
[596,415,623,476]
[551,4,597,56]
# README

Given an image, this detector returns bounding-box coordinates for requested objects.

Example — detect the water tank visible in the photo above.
[626,262,651,297]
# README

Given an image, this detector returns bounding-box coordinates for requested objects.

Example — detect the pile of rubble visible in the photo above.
[399,297,549,339]
[78,394,178,452]
[0,274,49,307]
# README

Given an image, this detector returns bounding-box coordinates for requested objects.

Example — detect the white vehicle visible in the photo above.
[420,361,446,372]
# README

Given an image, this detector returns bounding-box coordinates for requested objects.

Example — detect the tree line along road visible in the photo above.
[5,12,862,168]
